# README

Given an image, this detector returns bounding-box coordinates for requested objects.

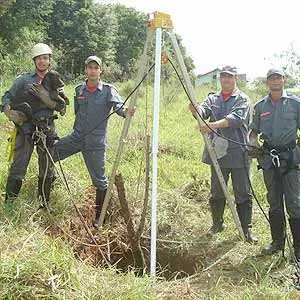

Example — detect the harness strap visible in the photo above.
[262,140,299,175]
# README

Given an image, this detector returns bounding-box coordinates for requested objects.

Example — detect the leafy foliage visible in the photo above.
[113,5,147,80]
[0,0,194,82]
[0,0,16,17]
[269,44,300,88]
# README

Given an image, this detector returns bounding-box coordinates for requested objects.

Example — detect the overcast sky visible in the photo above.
[98,0,300,78]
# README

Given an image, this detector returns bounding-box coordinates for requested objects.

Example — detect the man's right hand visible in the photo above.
[188,102,198,117]
[2,104,10,113]
[247,133,262,158]
[4,109,27,125]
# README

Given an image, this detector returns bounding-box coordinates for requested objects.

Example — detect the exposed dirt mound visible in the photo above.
[46,186,133,269]
[45,186,235,279]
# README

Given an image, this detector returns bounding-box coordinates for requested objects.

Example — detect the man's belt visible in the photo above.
[262,140,296,153]
[262,140,297,171]
[32,114,58,123]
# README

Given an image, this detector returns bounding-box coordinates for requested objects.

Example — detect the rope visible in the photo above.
[33,125,111,267]
[37,65,159,265]
[168,57,300,279]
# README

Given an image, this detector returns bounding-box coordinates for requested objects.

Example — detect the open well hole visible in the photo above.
[44,188,218,279]
[45,189,238,281]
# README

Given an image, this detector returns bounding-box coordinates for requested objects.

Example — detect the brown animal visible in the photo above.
[9,70,69,123]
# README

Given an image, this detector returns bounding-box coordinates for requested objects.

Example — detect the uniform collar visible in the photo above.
[267,89,287,102]
[216,88,240,98]
[230,88,240,97]
[84,81,103,91]
[32,71,45,84]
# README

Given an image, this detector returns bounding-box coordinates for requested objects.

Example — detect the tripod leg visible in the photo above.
[97,29,155,228]
[168,30,244,239]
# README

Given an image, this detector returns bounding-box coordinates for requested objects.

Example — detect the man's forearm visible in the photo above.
[210,118,229,130]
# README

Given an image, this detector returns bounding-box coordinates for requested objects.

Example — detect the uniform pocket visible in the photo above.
[292,146,300,165]
[260,115,272,133]
[283,112,296,119]
[282,112,297,130]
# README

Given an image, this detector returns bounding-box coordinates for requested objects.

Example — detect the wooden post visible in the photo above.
[115,173,146,272]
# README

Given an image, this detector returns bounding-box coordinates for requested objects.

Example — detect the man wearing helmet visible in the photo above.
[52,55,135,227]
[1,43,66,208]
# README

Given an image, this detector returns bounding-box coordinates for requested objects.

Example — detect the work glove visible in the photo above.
[30,83,57,109]
[2,103,10,113]
[4,109,27,126]
[49,92,66,116]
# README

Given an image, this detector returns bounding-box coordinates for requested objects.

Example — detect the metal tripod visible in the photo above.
[98,11,244,276]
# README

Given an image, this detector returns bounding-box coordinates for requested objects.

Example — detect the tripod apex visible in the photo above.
[147,11,173,30]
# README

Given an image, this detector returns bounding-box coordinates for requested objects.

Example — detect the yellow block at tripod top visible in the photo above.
[147,11,173,30]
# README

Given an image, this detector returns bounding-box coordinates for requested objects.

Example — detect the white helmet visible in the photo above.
[31,43,52,59]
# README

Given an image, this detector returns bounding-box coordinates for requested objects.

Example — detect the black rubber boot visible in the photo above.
[93,189,107,228]
[5,176,22,203]
[236,201,258,244]
[208,197,226,234]
[38,177,53,209]
[262,211,285,255]
[289,218,300,262]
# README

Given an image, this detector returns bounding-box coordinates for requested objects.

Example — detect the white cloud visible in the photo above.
[97,0,300,78]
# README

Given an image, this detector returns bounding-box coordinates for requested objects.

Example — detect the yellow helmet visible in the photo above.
[31,43,52,59]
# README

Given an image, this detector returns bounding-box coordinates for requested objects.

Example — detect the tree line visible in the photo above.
[0,0,195,84]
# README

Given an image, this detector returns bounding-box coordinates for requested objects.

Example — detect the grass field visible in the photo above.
[0,80,300,299]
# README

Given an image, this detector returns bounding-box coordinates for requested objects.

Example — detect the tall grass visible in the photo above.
[0,80,299,299]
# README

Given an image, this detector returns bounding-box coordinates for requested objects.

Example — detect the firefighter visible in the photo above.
[52,56,135,227]
[189,65,258,243]
[249,68,300,259]
[1,43,66,207]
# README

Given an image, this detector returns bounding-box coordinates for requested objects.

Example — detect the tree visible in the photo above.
[0,0,16,17]
[47,1,118,79]
[270,44,300,88]
[0,0,53,80]
[0,0,54,47]
[114,5,147,80]
[0,0,195,83]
